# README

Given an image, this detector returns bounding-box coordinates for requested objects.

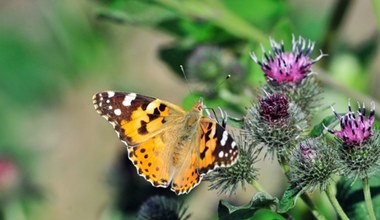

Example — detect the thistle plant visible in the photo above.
[206,135,259,195]
[289,138,339,192]
[244,93,308,161]
[250,35,325,115]
[328,101,380,179]
[137,196,191,220]
[326,101,380,220]
[186,45,225,84]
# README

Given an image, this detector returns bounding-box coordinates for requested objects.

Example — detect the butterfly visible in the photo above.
[92,91,239,194]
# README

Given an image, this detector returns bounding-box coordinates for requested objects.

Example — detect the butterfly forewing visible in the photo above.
[93,91,184,146]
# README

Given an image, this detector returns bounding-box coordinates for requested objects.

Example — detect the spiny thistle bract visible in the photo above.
[251,35,324,115]
[289,138,339,192]
[244,93,308,159]
[328,101,380,179]
[205,136,259,195]
[137,196,191,220]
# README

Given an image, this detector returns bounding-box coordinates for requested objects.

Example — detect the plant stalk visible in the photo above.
[362,177,377,220]
[250,179,268,194]
[301,193,327,220]
[325,184,349,220]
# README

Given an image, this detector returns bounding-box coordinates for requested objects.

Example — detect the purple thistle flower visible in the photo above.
[328,101,375,146]
[259,93,289,122]
[250,35,325,84]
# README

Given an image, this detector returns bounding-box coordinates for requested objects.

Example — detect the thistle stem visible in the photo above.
[301,193,327,220]
[250,179,268,194]
[325,184,349,220]
[277,153,325,220]
[362,177,377,220]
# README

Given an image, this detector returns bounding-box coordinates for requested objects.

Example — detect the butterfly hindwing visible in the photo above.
[198,118,239,175]
[127,133,173,188]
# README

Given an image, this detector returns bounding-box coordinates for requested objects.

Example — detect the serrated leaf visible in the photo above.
[336,176,380,219]
[278,185,304,213]
[309,115,337,137]
[218,192,278,220]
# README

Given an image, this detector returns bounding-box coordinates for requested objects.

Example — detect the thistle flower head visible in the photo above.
[329,101,375,146]
[259,93,289,122]
[289,138,339,192]
[327,100,380,179]
[205,136,259,195]
[186,45,224,82]
[137,196,191,220]
[245,93,308,158]
[250,35,325,85]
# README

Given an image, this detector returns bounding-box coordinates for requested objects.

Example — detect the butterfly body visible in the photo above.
[93,91,238,194]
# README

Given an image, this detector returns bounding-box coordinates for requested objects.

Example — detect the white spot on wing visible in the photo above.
[231,141,236,149]
[146,102,157,111]
[107,91,115,97]
[218,151,224,158]
[220,131,228,146]
[114,109,121,116]
[123,93,137,106]
[108,106,113,110]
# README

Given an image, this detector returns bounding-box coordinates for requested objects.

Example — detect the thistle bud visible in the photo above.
[206,136,259,195]
[289,139,339,192]
[186,45,225,83]
[137,196,191,220]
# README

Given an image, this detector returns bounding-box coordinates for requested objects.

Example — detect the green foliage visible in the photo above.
[309,115,337,137]
[218,192,279,220]
[278,185,304,213]
[336,176,380,219]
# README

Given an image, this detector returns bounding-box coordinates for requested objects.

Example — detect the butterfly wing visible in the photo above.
[93,91,186,187]
[93,91,185,146]
[170,117,239,194]
[170,137,202,194]
[197,117,239,175]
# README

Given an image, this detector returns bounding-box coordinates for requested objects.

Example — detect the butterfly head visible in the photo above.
[193,98,204,113]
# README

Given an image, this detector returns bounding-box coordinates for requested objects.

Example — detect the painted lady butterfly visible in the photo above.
[92,91,239,194]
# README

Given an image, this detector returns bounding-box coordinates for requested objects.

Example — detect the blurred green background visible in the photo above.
[0,0,379,219]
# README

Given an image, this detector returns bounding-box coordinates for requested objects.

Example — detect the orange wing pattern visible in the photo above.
[197,118,239,175]
[127,134,173,187]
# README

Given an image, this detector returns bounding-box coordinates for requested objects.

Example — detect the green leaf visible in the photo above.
[278,185,304,213]
[96,0,177,25]
[309,115,337,137]
[218,192,278,220]
[249,209,287,220]
[222,0,288,31]
[336,176,380,219]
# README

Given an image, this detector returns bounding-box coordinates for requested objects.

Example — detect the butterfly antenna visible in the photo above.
[180,65,193,94]
[215,74,231,90]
